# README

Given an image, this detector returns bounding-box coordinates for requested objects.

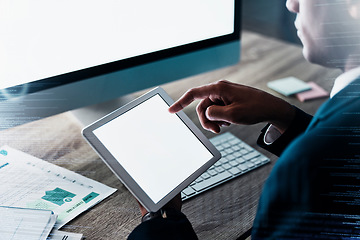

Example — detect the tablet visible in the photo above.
[82,87,221,212]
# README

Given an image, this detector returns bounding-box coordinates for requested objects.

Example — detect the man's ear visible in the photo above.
[348,1,360,19]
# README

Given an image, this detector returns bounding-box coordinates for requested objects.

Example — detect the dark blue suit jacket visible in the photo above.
[128,78,360,239]
[253,77,360,239]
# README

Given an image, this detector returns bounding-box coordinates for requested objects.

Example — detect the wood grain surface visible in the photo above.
[0,31,341,239]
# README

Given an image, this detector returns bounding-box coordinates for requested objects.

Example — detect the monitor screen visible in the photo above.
[1,0,235,90]
[0,0,241,129]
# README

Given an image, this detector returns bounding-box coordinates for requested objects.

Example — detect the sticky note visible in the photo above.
[267,77,311,96]
[296,82,329,102]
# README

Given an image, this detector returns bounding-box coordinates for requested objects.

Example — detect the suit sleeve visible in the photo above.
[128,211,198,240]
[257,106,313,157]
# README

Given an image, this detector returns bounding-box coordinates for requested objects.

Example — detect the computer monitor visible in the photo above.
[0,0,241,129]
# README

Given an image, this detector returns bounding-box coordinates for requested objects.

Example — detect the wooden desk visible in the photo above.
[0,31,341,239]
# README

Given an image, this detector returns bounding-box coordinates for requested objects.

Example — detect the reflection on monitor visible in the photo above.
[0,0,241,129]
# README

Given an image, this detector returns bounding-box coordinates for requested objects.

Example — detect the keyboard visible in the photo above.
[181,132,270,200]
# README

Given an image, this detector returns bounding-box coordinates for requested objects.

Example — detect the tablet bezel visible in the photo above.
[82,87,221,212]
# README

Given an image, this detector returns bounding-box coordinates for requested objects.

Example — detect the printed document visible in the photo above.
[0,146,116,228]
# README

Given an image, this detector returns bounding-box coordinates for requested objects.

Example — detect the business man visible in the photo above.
[128,0,360,239]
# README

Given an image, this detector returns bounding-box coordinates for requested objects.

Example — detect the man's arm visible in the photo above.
[169,80,312,156]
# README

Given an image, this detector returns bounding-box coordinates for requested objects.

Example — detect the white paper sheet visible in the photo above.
[0,206,56,240]
[0,146,116,228]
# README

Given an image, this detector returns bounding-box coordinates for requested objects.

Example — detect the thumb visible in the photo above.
[205,105,233,123]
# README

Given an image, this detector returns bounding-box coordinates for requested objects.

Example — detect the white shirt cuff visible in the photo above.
[263,124,282,145]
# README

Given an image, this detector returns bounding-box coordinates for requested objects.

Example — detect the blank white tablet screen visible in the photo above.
[93,94,213,203]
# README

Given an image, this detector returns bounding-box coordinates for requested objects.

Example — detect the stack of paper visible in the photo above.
[0,206,56,240]
[0,145,117,239]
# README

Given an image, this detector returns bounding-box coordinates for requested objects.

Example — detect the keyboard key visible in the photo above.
[219,158,228,164]
[244,145,254,151]
[230,139,241,145]
[183,187,196,196]
[254,160,261,165]
[229,160,238,167]
[245,162,255,169]
[238,157,246,164]
[201,172,211,179]
[222,163,232,170]
[229,167,241,175]
[208,169,218,176]
[226,154,235,161]
[195,177,203,183]
[212,139,221,145]
[224,149,233,155]
[192,171,232,192]
[243,151,260,160]
[260,156,270,163]
[240,149,248,155]
[220,151,228,157]
[232,145,241,151]
[215,166,225,173]
[214,161,222,167]
[223,143,231,148]
[233,151,242,158]
[220,138,227,143]
[238,163,248,171]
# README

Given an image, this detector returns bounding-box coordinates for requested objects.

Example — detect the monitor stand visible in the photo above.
[70,94,136,127]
